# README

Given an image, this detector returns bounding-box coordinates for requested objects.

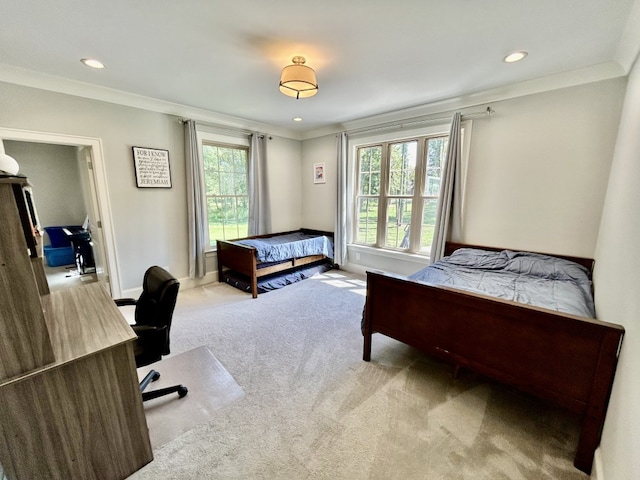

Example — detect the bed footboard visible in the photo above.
[217,240,259,297]
[363,270,623,474]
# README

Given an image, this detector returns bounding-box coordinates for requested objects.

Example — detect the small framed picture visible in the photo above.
[314,162,326,184]
[132,146,172,188]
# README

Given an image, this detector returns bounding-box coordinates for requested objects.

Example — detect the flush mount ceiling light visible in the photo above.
[503,51,528,63]
[292,117,303,122]
[279,56,318,99]
[81,58,106,69]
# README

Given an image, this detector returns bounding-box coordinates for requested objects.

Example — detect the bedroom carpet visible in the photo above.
[128,271,589,480]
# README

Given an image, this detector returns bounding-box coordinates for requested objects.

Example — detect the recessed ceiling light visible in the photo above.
[81,58,106,69]
[503,51,528,63]
[292,117,303,122]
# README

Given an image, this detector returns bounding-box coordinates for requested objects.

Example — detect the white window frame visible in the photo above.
[348,122,472,257]
[196,130,250,249]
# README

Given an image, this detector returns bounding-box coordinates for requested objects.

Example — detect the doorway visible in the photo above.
[0,128,121,298]
[5,141,99,292]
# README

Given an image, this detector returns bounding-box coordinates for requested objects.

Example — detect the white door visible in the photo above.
[77,146,110,293]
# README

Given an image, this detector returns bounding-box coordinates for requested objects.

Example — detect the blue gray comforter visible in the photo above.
[409,248,595,318]
[237,232,334,263]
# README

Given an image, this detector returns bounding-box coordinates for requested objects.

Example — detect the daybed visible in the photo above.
[217,229,334,298]
[362,242,624,474]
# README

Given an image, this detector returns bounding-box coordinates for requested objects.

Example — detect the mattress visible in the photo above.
[408,248,595,317]
[236,232,334,263]
[222,260,333,294]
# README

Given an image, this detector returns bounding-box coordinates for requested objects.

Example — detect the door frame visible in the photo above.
[0,127,121,297]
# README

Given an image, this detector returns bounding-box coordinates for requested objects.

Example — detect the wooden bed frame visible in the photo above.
[216,228,334,298]
[362,242,624,474]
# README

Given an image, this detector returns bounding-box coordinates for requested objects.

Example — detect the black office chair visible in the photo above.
[115,266,188,401]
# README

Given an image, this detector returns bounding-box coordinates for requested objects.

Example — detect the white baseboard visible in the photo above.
[119,271,218,299]
[178,271,218,291]
[591,447,604,480]
[339,263,368,276]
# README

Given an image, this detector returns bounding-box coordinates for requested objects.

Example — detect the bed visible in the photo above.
[216,229,334,298]
[362,242,624,474]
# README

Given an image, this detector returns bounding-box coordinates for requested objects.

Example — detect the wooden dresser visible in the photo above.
[0,175,153,479]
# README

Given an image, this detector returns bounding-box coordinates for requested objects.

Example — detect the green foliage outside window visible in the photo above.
[203,143,249,244]
[355,135,448,253]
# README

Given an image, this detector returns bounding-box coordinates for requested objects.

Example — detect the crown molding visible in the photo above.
[0,64,304,140]
[0,61,628,143]
[299,61,627,140]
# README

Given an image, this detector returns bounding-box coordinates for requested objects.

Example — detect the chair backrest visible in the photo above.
[135,266,180,355]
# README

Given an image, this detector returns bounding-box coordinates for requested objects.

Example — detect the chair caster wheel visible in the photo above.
[151,371,161,382]
[178,386,188,398]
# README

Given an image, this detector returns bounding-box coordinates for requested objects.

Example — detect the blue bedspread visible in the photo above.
[237,232,334,263]
[409,248,595,318]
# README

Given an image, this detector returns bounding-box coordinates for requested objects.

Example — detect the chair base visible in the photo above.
[140,369,188,401]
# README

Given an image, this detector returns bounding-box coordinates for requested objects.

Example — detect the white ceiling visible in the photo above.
[1,0,639,137]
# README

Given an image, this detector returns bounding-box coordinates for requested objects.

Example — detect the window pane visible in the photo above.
[205,169,220,195]
[207,197,224,241]
[219,147,234,173]
[207,196,249,242]
[358,146,381,195]
[419,198,438,252]
[389,141,417,196]
[236,197,249,232]
[233,149,247,173]
[425,136,448,196]
[203,146,219,195]
[359,173,370,195]
[219,171,233,195]
[235,172,247,195]
[356,198,378,244]
[385,198,412,249]
[203,143,249,244]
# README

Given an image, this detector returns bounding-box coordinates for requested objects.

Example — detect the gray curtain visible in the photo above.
[248,133,270,235]
[430,112,462,263]
[334,132,348,266]
[185,119,207,278]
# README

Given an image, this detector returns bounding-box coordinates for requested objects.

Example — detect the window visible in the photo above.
[202,142,249,245]
[354,134,448,254]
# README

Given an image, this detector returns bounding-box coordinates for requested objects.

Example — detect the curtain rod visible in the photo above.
[179,118,271,139]
[346,107,495,136]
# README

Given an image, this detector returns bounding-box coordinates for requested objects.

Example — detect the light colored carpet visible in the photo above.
[128,271,588,480]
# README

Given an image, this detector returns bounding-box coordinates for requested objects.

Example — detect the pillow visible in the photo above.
[443,248,510,270]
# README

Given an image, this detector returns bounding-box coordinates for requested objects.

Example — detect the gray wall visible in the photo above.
[300,78,627,275]
[0,82,302,291]
[4,141,87,239]
[594,57,640,480]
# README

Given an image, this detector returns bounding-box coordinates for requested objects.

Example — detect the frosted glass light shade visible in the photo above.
[279,56,318,99]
